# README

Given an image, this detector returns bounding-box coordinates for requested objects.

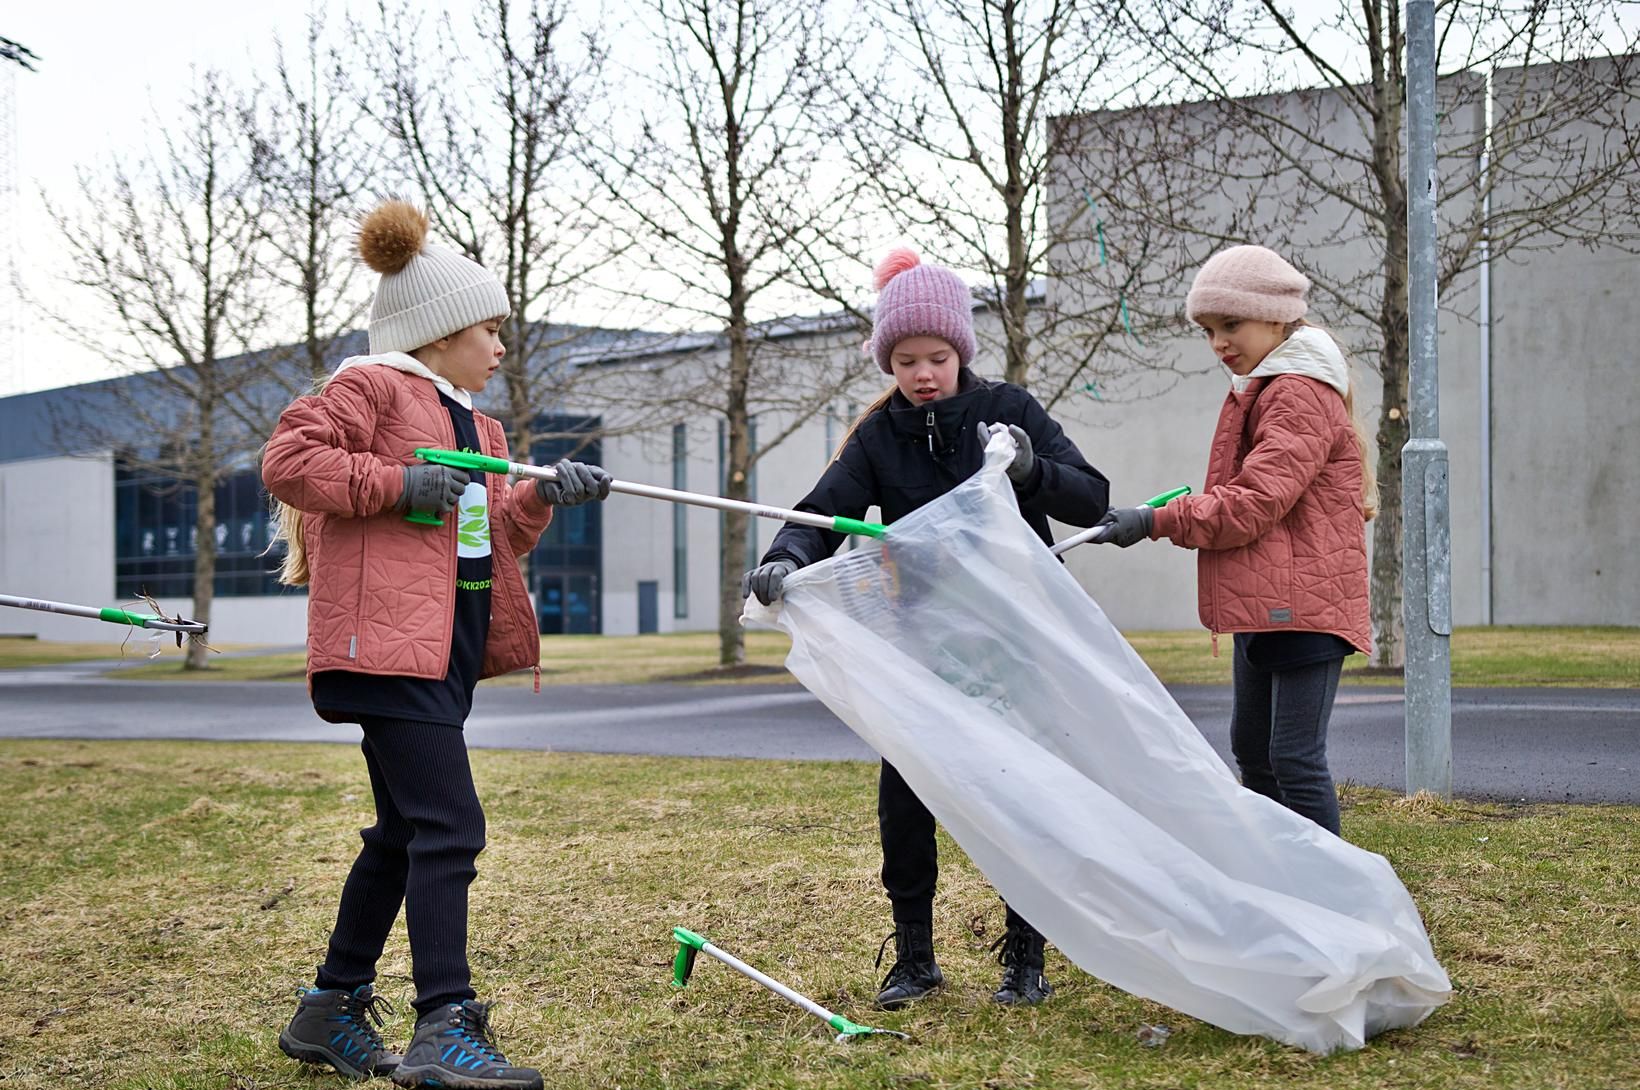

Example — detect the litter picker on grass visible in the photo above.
[1050,486,1192,555]
[410,448,889,539]
[670,926,909,1043]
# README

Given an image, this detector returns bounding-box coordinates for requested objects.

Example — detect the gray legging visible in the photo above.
[1229,641,1345,835]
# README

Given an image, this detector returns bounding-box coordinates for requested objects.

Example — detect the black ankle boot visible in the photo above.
[991,923,1053,1005]
[874,920,943,1010]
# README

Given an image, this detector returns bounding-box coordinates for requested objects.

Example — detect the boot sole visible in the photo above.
[278,1030,383,1082]
[875,979,944,1011]
[392,1062,543,1090]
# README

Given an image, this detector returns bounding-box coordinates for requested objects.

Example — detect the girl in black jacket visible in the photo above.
[742,248,1110,1009]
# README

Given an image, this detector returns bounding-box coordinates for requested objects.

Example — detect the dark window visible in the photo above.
[529,416,603,634]
[672,423,688,618]
[114,462,293,599]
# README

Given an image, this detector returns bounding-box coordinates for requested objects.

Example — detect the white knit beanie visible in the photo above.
[1185,245,1309,324]
[358,201,510,354]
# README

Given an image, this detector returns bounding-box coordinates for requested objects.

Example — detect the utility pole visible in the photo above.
[1401,0,1453,797]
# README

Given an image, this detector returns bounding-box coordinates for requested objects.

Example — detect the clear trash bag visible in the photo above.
[743,434,1450,1054]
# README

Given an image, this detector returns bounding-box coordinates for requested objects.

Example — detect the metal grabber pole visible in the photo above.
[408,448,889,539]
[670,927,908,1042]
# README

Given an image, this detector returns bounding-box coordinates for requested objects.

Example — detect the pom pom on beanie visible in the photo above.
[358,200,429,275]
[358,200,511,354]
[1185,245,1309,325]
[873,246,922,291]
[866,248,977,374]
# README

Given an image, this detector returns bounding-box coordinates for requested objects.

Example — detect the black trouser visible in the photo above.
[878,760,1032,934]
[1230,645,1345,835]
[315,718,486,1018]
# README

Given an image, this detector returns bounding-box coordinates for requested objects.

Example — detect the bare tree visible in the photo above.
[45,72,271,668]
[247,12,377,383]
[586,0,878,665]
[0,35,39,70]
[1116,0,1640,666]
[848,0,1205,407]
[363,0,612,459]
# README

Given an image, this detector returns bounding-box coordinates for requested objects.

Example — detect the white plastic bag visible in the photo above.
[744,435,1450,1054]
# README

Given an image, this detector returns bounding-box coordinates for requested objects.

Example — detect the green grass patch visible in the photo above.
[0,637,164,669]
[17,624,1636,689]
[0,739,1635,1089]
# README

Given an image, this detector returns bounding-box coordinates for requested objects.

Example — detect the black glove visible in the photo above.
[1094,505,1154,547]
[398,464,470,514]
[977,421,1035,484]
[741,559,798,606]
[536,459,613,507]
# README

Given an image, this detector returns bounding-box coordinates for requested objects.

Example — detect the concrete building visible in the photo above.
[3,62,1635,644]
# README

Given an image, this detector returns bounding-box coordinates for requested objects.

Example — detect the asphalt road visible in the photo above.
[1,662,1635,803]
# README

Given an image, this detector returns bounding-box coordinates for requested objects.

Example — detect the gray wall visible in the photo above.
[0,452,117,640]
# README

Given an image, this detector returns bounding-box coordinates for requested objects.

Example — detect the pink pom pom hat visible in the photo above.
[866,247,977,373]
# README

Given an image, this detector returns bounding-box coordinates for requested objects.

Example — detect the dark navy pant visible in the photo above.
[315,718,486,1018]
[1230,644,1345,835]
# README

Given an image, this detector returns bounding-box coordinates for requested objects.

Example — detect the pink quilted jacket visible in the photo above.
[1150,374,1372,656]
[262,365,554,681]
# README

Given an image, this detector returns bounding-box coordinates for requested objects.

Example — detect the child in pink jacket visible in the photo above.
[262,201,609,1090]
[1095,246,1376,838]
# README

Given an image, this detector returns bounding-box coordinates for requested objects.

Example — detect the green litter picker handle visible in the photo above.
[412,447,889,539]
[672,926,705,987]
[400,450,510,526]
[1050,485,1192,555]
[668,925,908,1042]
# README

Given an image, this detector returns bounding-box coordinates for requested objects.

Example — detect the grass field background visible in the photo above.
[4,625,1631,688]
[1,740,1635,1089]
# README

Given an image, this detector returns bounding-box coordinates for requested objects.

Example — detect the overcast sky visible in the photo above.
[3,5,340,394]
[4,2,1634,397]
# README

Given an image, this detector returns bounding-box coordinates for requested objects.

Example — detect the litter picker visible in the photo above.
[0,593,207,635]
[670,926,909,1042]
[1050,486,1192,555]
[410,448,889,539]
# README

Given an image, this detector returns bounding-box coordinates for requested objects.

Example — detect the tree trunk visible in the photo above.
[186,457,217,671]
[718,320,753,667]
[1367,7,1409,669]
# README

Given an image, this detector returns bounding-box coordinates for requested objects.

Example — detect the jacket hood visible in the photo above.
[1231,326,1349,397]
[333,351,472,409]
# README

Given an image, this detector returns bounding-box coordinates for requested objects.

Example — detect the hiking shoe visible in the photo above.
[991,922,1053,1005]
[279,984,400,1081]
[874,920,944,1010]
[391,1000,542,1090]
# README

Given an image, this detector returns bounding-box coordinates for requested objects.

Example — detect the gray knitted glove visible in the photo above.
[398,464,470,514]
[742,559,798,606]
[977,421,1035,484]
[535,459,613,507]
[1093,505,1154,547]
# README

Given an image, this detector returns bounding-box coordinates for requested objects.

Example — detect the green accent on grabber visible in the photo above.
[403,510,445,526]
[415,447,512,474]
[97,607,159,628]
[1141,486,1192,508]
[671,927,705,988]
[832,516,888,538]
[828,1014,880,1037]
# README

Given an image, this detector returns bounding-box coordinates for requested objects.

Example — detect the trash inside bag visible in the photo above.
[743,434,1450,1054]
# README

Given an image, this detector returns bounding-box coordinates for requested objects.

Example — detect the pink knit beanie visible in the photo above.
[866,248,977,373]
[1185,245,1309,324]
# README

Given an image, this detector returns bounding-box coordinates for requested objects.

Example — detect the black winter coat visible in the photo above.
[763,372,1110,568]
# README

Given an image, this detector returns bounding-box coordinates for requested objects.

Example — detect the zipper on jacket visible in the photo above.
[926,410,937,453]
[1211,631,1220,658]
